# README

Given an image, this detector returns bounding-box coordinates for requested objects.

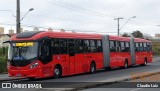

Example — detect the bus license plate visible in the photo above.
[16,74,21,77]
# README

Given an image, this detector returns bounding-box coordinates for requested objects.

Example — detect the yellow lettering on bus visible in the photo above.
[15,42,33,47]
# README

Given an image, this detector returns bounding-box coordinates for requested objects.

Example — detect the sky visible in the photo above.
[0,0,160,36]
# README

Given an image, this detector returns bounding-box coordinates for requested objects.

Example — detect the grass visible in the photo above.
[152,42,160,55]
[0,56,7,73]
[0,47,8,73]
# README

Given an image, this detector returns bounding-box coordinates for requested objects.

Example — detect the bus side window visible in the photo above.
[109,41,116,52]
[40,39,52,64]
[116,41,121,52]
[135,43,139,52]
[68,39,75,56]
[51,39,59,54]
[147,43,151,52]
[143,43,147,51]
[125,42,130,52]
[97,40,102,52]
[120,42,125,52]
[41,40,48,56]
[140,43,143,52]
[75,40,84,53]
[84,40,90,53]
[59,39,68,54]
[90,40,96,52]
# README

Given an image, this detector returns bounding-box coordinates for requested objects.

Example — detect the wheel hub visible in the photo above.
[54,69,59,75]
[91,67,95,72]
[125,63,127,68]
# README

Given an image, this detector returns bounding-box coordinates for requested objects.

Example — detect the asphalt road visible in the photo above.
[80,56,160,91]
[0,56,160,91]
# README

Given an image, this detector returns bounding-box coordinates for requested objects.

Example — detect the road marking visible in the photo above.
[130,88,142,91]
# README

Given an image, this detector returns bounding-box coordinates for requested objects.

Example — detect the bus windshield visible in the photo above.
[8,42,38,61]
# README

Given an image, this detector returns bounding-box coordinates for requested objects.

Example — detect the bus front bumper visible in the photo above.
[8,68,42,78]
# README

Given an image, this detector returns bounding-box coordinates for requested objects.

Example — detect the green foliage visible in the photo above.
[121,30,143,38]
[0,47,8,73]
[121,33,131,37]
[0,56,7,73]
[152,42,160,55]
[131,30,143,38]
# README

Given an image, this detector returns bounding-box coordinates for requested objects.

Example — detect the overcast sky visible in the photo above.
[0,0,160,36]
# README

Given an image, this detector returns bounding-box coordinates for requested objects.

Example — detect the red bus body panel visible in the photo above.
[8,32,152,78]
[134,38,152,64]
[109,36,131,67]
[9,32,103,78]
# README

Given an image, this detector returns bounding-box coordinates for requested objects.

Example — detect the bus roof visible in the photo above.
[11,31,151,43]
[134,38,151,43]
[11,31,102,41]
[109,35,130,42]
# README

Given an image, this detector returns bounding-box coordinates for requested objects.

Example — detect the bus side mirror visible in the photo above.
[3,41,10,44]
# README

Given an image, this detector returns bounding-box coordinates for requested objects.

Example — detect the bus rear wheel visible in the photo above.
[28,77,35,80]
[141,58,147,66]
[90,62,96,74]
[123,61,128,69]
[54,65,62,79]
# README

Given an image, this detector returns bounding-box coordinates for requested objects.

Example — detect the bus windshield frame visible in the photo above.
[8,41,39,61]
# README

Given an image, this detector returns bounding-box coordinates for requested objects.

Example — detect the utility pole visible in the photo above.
[114,17,123,36]
[16,0,20,34]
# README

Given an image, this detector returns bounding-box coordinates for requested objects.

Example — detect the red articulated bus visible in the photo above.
[6,31,152,79]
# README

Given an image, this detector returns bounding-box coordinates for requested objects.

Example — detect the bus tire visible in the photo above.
[54,65,62,79]
[90,62,96,74]
[123,60,128,69]
[105,67,111,71]
[141,58,147,66]
[28,77,35,80]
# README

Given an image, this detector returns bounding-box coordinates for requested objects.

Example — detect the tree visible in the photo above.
[121,32,131,37]
[131,30,143,38]
[143,33,152,40]
[48,27,53,31]
[33,27,39,31]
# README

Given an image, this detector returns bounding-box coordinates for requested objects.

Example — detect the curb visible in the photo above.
[0,72,7,74]
[0,78,25,82]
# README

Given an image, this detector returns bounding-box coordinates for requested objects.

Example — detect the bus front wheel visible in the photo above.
[90,62,96,74]
[141,58,147,66]
[28,77,35,80]
[54,65,62,79]
[123,60,128,69]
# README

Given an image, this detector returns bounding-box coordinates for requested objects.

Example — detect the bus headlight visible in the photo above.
[29,62,38,69]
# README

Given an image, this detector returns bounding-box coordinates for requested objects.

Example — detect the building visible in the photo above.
[33,27,39,31]
[48,28,53,31]
[9,29,14,34]
[155,34,160,37]
[20,28,23,33]
[24,30,29,32]
[0,27,4,34]
[60,29,65,32]
[0,34,11,47]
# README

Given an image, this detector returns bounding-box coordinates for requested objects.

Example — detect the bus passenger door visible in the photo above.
[68,39,75,75]
[39,39,52,76]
